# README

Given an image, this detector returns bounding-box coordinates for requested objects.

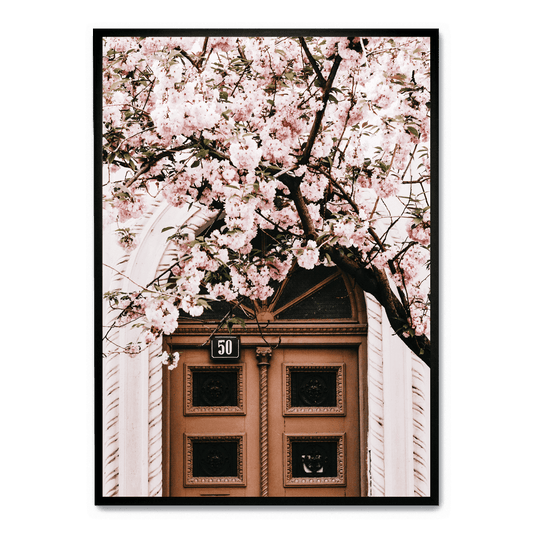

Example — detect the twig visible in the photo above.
[368,145,398,222]
[273,164,298,179]
[254,209,300,238]
[252,309,272,348]
[200,298,247,346]
[103,263,151,291]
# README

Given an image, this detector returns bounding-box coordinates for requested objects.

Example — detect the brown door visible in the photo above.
[164,341,361,498]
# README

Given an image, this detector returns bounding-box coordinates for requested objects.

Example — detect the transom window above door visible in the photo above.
[187,264,358,323]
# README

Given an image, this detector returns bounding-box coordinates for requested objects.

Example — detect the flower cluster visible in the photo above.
[116,228,138,251]
[406,209,430,246]
[124,342,142,358]
[143,296,180,335]
[161,350,180,370]
[293,240,320,270]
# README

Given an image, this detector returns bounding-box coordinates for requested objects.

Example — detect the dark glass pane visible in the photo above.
[192,371,238,406]
[277,275,352,320]
[174,278,252,321]
[195,299,250,320]
[291,441,337,478]
[291,371,337,407]
[274,265,337,312]
[192,440,238,477]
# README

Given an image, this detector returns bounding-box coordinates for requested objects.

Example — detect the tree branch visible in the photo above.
[323,247,431,366]
[300,54,343,166]
[123,143,196,188]
[298,37,326,88]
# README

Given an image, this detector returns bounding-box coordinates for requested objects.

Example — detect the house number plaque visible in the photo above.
[210,336,240,361]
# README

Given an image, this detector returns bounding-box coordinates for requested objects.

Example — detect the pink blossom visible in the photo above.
[229,137,262,173]
[116,228,138,251]
[407,221,431,246]
[294,240,320,270]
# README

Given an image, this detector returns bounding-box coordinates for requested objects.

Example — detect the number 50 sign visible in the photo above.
[210,336,240,361]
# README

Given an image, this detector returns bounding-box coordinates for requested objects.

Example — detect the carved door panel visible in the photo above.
[165,343,360,497]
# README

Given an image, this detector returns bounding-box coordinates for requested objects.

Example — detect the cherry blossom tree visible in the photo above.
[101,34,433,368]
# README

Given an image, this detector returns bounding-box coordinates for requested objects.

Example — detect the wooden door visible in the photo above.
[164,341,361,498]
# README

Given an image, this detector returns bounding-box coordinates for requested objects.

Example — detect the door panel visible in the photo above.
[165,343,360,497]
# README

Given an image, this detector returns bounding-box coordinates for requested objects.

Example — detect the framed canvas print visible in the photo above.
[94,28,439,506]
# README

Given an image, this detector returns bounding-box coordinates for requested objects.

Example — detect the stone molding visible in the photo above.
[364,294,386,496]
[412,354,431,496]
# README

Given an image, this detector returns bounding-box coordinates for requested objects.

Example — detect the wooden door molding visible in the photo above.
[183,433,247,487]
[282,363,346,416]
[183,363,246,416]
[283,433,346,487]
[167,322,367,341]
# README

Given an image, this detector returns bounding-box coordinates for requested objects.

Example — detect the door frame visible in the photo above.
[162,319,369,498]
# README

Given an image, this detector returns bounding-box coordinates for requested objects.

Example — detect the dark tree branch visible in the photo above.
[198,37,210,70]
[323,246,432,367]
[123,143,196,187]
[298,37,326,88]
[300,54,343,166]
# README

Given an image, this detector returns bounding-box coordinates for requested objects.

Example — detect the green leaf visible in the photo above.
[196,299,212,309]
[161,227,174,233]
